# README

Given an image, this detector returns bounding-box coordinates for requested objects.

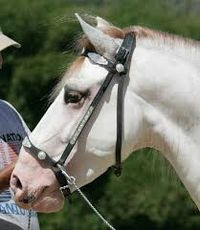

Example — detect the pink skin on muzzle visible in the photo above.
[10,147,65,212]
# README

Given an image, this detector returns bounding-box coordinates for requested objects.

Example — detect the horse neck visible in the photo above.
[128,36,200,209]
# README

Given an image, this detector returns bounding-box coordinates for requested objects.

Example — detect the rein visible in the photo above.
[22,33,136,229]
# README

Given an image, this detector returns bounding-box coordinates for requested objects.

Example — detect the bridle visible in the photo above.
[22,33,136,230]
[22,33,136,199]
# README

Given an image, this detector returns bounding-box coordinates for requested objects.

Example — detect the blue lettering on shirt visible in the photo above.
[0,203,37,217]
[0,189,11,203]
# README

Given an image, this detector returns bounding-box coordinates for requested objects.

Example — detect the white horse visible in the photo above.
[10,15,200,213]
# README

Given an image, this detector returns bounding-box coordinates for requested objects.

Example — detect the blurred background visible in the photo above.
[0,0,200,229]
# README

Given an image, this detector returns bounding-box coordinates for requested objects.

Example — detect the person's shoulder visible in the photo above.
[0,99,30,134]
[0,99,23,123]
[0,99,18,114]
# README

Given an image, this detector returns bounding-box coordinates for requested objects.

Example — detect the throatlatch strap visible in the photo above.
[113,33,136,176]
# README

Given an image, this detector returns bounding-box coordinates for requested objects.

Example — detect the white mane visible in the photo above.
[129,26,200,68]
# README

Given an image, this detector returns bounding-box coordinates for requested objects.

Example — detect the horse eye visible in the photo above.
[64,90,83,104]
[64,86,88,104]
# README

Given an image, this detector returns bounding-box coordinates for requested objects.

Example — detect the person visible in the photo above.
[0,28,40,229]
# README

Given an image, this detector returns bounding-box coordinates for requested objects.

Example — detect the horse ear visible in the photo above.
[75,13,121,60]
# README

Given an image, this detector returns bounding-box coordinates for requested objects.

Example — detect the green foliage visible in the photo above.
[0,0,200,229]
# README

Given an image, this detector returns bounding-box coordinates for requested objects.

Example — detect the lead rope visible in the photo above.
[27,209,32,230]
[57,164,116,230]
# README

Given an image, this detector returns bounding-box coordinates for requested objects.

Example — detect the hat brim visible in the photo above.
[0,33,21,51]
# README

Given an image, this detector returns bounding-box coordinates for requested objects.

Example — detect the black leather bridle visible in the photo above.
[22,33,136,198]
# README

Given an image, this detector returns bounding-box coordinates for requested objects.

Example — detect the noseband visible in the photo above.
[22,33,136,198]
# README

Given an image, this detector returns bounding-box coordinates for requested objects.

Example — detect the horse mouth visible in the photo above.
[19,193,36,204]
[16,186,65,212]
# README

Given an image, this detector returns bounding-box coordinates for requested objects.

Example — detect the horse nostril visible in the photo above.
[12,175,23,190]
[16,178,22,190]
[10,175,37,205]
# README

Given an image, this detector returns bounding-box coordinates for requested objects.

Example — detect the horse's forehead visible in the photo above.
[66,57,108,90]
[67,56,85,78]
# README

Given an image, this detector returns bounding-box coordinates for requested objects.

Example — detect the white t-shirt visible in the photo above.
[0,100,40,230]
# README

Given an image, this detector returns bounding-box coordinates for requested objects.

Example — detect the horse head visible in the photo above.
[10,15,145,212]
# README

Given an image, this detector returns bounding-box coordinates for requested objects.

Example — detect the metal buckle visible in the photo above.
[22,136,31,148]
[115,47,129,63]
[60,184,70,192]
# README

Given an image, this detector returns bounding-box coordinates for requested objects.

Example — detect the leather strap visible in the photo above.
[114,33,136,176]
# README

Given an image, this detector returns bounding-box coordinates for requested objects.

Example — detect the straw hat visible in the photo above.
[0,28,21,51]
